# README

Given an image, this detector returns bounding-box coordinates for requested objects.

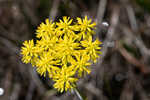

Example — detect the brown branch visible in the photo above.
[10,83,21,100]
[97,4,120,65]
[116,41,150,74]
[96,0,107,25]
[49,0,60,20]
[119,25,150,58]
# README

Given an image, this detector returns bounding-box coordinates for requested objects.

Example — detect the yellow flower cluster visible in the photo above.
[21,16,102,92]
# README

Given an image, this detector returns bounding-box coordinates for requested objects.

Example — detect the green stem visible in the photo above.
[73,88,84,100]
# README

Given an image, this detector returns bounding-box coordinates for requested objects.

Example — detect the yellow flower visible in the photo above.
[36,35,58,51]
[36,19,55,39]
[36,52,60,77]
[55,36,79,64]
[71,53,91,77]
[56,16,75,37]
[20,16,102,92]
[77,16,96,31]
[21,40,37,64]
[81,36,102,62]
[53,65,78,92]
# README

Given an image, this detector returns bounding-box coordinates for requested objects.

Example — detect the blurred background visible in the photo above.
[0,0,150,100]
